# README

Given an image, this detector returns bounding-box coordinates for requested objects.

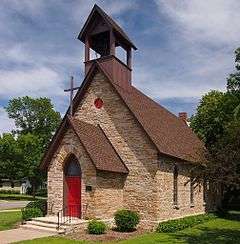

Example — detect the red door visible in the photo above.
[66,176,81,217]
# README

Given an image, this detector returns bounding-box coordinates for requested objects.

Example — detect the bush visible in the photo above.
[0,193,37,201]
[156,213,216,233]
[35,188,47,197]
[0,189,20,194]
[87,220,107,235]
[22,207,43,221]
[26,199,47,216]
[114,209,140,232]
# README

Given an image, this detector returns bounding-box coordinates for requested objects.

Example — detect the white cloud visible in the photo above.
[1,0,45,15]
[155,0,240,46]
[0,67,64,98]
[0,107,15,135]
[132,0,239,101]
[72,0,137,24]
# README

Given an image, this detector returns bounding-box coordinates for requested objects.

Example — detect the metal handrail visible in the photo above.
[57,204,81,230]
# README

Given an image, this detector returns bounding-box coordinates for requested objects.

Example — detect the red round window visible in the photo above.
[94,98,103,109]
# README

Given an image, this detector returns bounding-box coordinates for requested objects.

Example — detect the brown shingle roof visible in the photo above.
[96,62,205,163]
[115,86,205,163]
[40,61,205,170]
[69,117,128,173]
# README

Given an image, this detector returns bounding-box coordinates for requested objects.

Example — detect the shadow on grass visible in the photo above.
[173,227,240,244]
[171,212,240,244]
[223,211,240,221]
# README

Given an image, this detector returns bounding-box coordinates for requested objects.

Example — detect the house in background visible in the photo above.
[39,4,215,229]
[0,178,31,194]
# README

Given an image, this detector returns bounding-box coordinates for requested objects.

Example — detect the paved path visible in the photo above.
[0,201,30,210]
[0,229,55,244]
[0,209,21,212]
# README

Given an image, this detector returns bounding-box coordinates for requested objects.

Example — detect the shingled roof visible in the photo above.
[41,61,205,170]
[69,118,128,173]
[78,4,137,50]
[96,62,205,163]
[113,84,205,163]
[40,115,128,173]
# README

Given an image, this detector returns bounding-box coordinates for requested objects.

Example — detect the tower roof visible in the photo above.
[78,4,137,50]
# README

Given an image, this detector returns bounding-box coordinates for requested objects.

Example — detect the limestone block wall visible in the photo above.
[47,129,96,216]
[156,159,206,221]
[74,72,159,221]
[93,171,126,219]
[47,128,125,218]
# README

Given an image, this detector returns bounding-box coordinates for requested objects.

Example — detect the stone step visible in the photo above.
[33,216,83,226]
[21,223,65,234]
[29,220,62,229]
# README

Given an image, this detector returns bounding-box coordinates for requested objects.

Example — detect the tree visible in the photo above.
[17,133,45,197]
[191,48,240,147]
[190,91,238,145]
[0,133,23,186]
[191,48,240,207]
[2,96,61,197]
[5,96,61,147]
[227,48,240,93]
[227,48,240,118]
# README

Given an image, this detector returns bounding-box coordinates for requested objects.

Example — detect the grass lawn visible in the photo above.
[16,212,240,244]
[0,210,22,231]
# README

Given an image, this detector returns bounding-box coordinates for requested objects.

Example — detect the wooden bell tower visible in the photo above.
[78,4,137,88]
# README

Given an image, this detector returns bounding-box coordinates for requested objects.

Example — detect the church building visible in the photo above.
[41,5,209,228]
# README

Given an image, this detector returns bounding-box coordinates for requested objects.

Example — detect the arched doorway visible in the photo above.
[64,154,81,218]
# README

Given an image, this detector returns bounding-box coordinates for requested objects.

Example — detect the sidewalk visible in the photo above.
[0,200,30,210]
[0,228,55,244]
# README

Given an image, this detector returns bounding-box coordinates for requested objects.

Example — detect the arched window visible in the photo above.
[64,155,81,177]
[173,165,178,207]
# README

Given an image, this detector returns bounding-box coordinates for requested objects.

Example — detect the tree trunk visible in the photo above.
[32,178,36,199]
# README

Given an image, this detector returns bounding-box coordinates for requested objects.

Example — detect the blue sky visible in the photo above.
[0,0,239,134]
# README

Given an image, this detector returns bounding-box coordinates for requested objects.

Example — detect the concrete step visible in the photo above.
[29,220,61,229]
[33,216,82,226]
[21,223,65,234]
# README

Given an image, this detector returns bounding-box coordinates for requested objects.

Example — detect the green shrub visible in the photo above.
[87,220,107,235]
[0,193,37,201]
[22,207,43,221]
[26,199,47,216]
[114,209,140,232]
[0,189,20,194]
[156,213,216,233]
[35,188,47,197]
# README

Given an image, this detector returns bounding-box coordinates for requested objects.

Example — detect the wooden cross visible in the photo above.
[64,76,80,116]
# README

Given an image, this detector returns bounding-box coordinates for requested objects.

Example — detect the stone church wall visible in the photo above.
[75,72,159,221]
[47,129,124,218]
[156,159,206,223]
[48,71,207,227]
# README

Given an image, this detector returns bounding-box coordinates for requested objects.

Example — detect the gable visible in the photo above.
[41,116,128,173]
[93,62,206,163]
[41,61,205,170]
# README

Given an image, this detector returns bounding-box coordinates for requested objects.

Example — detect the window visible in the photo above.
[64,155,81,177]
[190,176,194,206]
[173,165,178,207]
